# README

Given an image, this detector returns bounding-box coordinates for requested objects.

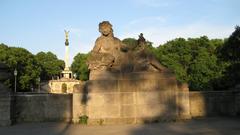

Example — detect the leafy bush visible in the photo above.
[79,115,88,124]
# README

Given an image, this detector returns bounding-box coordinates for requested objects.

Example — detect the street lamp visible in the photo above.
[37,77,41,93]
[14,69,17,93]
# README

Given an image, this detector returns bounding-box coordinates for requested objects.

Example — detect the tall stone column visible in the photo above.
[65,43,69,70]
[60,30,73,79]
[64,30,70,71]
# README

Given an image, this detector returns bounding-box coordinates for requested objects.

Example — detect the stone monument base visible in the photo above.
[73,72,190,125]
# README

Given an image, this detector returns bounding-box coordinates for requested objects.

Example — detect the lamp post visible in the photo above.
[14,69,17,93]
[37,77,41,93]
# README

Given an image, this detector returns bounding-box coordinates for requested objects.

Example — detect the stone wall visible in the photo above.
[14,94,72,122]
[0,63,12,126]
[0,94,12,126]
[189,91,237,117]
[3,90,240,125]
[11,89,240,125]
[235,92,240,115]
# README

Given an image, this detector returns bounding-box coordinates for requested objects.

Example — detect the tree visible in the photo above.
[156,38,191,83]
[156,37,225,90]
[0,44,9,62]
[0,44,41,91]
[71,53,89,81]
[220,26,240,62]
[122,38,138,50]
[217,26,240,88]
[35,52,64,80]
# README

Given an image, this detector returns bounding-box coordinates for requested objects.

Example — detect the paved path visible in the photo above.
[1,117,240,135]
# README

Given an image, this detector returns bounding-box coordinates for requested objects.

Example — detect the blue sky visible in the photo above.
[1,0,240,63]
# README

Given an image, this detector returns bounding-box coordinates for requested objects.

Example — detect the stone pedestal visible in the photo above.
[73,72,190,125]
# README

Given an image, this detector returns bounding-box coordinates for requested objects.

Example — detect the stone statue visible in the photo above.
[64,30,70,46]
[87,21,127,72]
[64,30,70,40]
[87,21,170,79]
[137,33,146,46]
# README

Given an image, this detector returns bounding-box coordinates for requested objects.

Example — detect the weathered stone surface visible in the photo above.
[0,63,12,126]
[120,93,134,105]
[6,91,240,125]
[189,91,237,117]
[72,71,191,125]
[14,94,72,122]
[0,94,12,126]
[236,92,240,115]
[189,92,206,117]
[120,105,135,117]
[177,91,191,119]
[85,80,118,92]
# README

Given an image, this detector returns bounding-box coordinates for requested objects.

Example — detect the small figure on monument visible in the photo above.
[64,30,70,46]
[64,30,70,39]
[137,33,146,46]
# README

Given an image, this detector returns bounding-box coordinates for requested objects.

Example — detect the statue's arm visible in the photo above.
[92,39,101,52]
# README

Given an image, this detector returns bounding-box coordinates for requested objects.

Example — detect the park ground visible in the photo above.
[0,117,240,135]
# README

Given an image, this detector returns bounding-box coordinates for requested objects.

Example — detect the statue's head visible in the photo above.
[99,21,113,36]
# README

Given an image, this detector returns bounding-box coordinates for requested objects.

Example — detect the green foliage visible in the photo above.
[122,38,138,50]
[156,37,225,90]
[3,79,11,88]
[219,26,240,62]
[71,53,89,81]
[79,115,88,124]
[217,26,240,88]
[0,44,8,61]
[0,44,41,91]
[35,51,64,80]
[0,43,64,91]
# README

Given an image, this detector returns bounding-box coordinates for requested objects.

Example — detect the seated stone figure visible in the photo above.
[87,21,170,79]
[87,21,127,72]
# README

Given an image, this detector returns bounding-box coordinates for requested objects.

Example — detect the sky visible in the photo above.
[1,0,240,63]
